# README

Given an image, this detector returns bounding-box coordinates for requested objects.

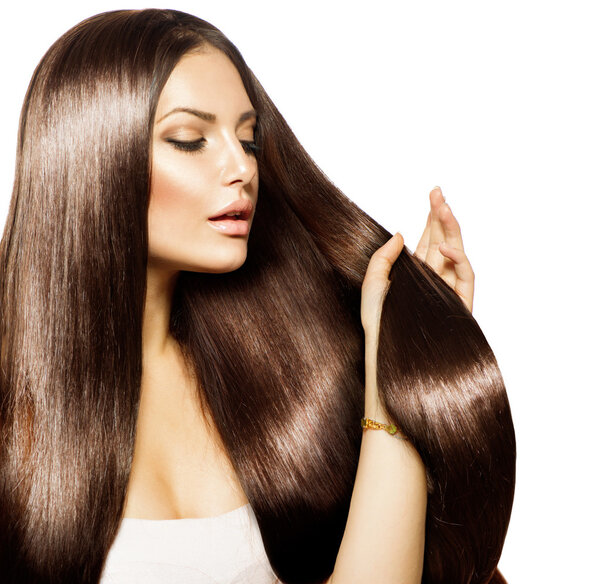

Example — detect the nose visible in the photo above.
[219,134,258,187]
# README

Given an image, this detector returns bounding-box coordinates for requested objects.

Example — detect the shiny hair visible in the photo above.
[0,9,515,583]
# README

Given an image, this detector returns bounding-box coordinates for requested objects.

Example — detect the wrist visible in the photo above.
[364,389,389,422]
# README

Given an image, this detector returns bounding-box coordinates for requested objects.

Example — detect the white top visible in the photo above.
[100,503,281,584]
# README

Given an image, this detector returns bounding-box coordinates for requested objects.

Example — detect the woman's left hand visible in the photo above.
[414,187,474,313]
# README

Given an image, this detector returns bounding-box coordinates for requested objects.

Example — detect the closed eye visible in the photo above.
[166,138,206,153]
[241,140,259,156]
[166,137,259,156]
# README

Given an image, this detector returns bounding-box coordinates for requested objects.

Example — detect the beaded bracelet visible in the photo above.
[361,417,409,441]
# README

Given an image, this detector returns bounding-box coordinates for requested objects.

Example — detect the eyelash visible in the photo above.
[166,138,259,156]
[166,138,206,153]
[241,141,260,155]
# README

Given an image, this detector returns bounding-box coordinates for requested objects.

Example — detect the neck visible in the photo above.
[143,265,180,363]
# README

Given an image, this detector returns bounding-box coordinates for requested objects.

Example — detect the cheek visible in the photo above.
[147,156,209,238]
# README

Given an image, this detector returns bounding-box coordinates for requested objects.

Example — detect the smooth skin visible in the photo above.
[415,187,474,312]
[124,43,475,583]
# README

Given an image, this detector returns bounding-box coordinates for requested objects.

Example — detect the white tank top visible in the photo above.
[100,503,281,583]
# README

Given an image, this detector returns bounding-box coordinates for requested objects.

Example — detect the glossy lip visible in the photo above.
[208,199,254,221]
[207,218,250,236]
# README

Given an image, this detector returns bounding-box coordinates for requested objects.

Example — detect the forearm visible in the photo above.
[327,339,428,584]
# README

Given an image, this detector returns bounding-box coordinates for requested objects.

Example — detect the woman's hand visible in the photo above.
[361,187,474,349]
[414,186,474,313]
[360,232,404,344]
[360,231,405,416]
[360,186,474,412]
[336,231,426,584]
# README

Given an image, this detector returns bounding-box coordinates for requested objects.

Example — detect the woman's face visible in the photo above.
[148,47,259,274]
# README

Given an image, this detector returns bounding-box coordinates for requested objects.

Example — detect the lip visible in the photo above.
[208,199,254,221]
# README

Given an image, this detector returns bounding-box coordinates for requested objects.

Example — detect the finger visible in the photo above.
[424,187,446,273]
[361,233,405,337]
[438,243,474,282]
[438,203,464,251]
[438,242,474,312]
[414,212,431,261]
[363,232,405,287]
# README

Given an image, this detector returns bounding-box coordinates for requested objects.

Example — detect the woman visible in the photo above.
[0,9,515,584]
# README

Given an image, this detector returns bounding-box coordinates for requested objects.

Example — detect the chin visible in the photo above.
[191,249,249,274]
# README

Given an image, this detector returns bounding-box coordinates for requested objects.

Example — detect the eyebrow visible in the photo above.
[156,107,257,127]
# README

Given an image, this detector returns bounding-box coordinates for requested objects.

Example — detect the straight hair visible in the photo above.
[0,9,515,583]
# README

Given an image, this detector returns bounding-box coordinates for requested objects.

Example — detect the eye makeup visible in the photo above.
[166,138,206,153]
[166,137,259,155]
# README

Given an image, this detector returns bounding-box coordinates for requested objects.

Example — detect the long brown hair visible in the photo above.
[0,9,515,583]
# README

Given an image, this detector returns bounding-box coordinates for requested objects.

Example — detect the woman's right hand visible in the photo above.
[414,187,475,313]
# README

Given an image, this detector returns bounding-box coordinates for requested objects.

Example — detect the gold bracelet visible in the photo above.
[361,417,408,441]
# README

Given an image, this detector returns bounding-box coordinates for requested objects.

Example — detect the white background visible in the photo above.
[1,2,598,582]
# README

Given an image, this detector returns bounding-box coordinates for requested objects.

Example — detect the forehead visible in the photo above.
[155,48,252,117]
